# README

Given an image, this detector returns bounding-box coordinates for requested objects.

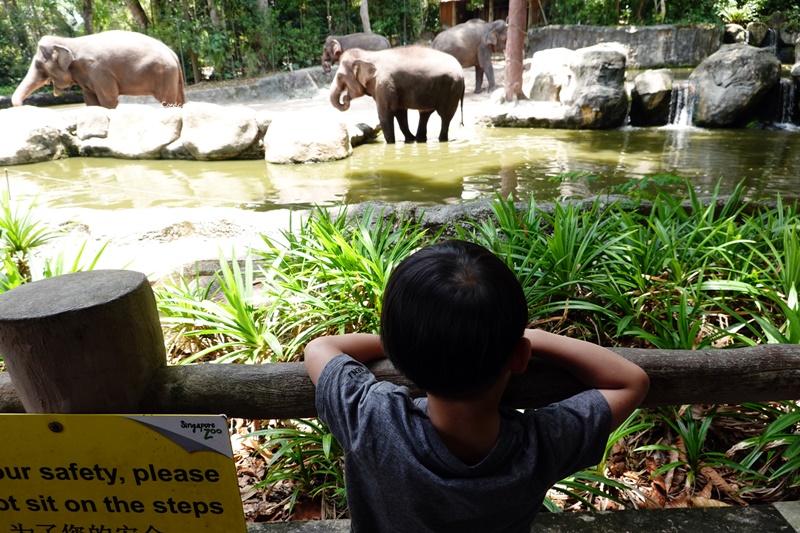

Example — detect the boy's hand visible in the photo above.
[304,333,386,386]
[523,329,650,430]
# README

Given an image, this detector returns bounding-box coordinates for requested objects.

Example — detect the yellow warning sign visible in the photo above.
[0,414,246,532]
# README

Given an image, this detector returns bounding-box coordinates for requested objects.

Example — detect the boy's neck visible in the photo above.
[426,375,509,465]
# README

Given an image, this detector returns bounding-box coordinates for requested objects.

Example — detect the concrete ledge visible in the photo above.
[247,503,800,532]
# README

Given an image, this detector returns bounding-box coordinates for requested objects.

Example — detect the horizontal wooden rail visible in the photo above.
[1,343,799,418]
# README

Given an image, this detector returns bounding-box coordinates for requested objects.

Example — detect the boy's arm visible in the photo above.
[524,329,650,430]
[304,333,386,386]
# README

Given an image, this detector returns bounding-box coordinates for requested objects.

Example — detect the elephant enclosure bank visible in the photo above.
[0,24,799,260]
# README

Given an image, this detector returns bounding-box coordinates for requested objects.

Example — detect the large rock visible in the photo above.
[177,103,260,160]
[264,110,352,163]
[563,44,629,128]
[78,106,182,159]
[493,43,628,129]
[724,24,746,44]
[690,44,781,127]
[0,106,68,165]
[629,69,674,126]
[521,48,572,102]
[746,22,771,47]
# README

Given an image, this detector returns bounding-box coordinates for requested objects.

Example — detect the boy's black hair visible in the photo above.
[380,239,528,398]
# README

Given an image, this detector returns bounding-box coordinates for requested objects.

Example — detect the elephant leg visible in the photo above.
[484,63,496,92]
[93,86,120,109]
[477,45,495,92]
[82,90,101,107]
[474,66,485,94]
[395,109,416,144]
[437,109,456,142]
[415,110,434,143]
[378,110,397,144]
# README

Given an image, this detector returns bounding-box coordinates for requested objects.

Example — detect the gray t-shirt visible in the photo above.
[316,354,611,533]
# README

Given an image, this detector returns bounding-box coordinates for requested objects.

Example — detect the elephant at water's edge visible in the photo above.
[321,32,391,73]
[12,30,185,109]
[330,46,465,144]
[433,19,508,93]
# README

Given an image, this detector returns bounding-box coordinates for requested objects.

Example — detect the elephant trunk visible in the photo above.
[322,61,332,73]
[330,77,351,111]
[12,66,48,107]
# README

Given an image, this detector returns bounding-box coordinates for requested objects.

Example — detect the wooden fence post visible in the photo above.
[0,270,165,413]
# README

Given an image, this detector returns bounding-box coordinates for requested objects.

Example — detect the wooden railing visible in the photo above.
[0,270,799,417]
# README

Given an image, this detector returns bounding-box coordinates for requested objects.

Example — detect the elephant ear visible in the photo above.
[487,21,508,48]
[331,40,343,60]
[52,44,75,72]
[352,60,377,89]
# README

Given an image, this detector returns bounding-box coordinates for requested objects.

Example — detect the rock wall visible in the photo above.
[527,24,723,68]
[120,68,335,106]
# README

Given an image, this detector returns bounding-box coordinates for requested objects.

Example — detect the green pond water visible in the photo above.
[6,123,800,212]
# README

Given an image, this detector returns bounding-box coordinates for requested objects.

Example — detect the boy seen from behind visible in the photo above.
[305,239,650,532]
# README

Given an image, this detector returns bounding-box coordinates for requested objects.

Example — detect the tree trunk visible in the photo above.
[180,0,202,84]
[505,0,526,103]
[82,0,93,34]
[207,0,221,28]
[360,0,371,33]
[124,0,150,30]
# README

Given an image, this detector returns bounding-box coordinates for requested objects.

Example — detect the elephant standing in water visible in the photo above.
[330,46,465,144]
[12,30,185,109]
[321,32,391,73]
[433,19,508,93]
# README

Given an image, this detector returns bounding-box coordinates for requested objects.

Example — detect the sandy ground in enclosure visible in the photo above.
[29,63,506,281]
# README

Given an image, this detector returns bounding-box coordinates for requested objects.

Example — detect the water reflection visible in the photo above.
[6,124,799,212]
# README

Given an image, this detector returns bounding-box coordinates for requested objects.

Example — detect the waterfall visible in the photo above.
[774,78,797,127]
[767,28,777,48]
[765,28,782,61]
[667,80,697,127]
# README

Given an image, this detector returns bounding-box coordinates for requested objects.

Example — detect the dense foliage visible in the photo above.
[545,0,800,27]
[2,0,798,93]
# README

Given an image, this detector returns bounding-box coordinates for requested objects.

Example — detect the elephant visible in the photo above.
[12,30,185,109]
[321,32,391,73]
[432,19,508,94]
[330,46,465,144]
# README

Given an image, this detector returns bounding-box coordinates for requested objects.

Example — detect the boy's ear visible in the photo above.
[508,336,531,374]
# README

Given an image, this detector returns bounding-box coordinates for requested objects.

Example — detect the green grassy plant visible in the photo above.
[255,204,433,357]
[0,192,60,283]
[248,418,346,514]
[638,407,720,487]
[735,402,800,492]
[156,252,284,364]
[546,409,655,511]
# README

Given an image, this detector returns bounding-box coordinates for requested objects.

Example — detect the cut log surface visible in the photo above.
[0,270,165,413]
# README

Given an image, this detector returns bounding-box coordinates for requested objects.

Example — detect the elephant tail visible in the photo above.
[177,65,186,105]
[459,84,465,127]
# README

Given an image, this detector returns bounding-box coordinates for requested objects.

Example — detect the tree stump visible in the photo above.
[0,270,165,413]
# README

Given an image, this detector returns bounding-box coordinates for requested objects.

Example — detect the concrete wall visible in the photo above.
[527,24,723,68]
